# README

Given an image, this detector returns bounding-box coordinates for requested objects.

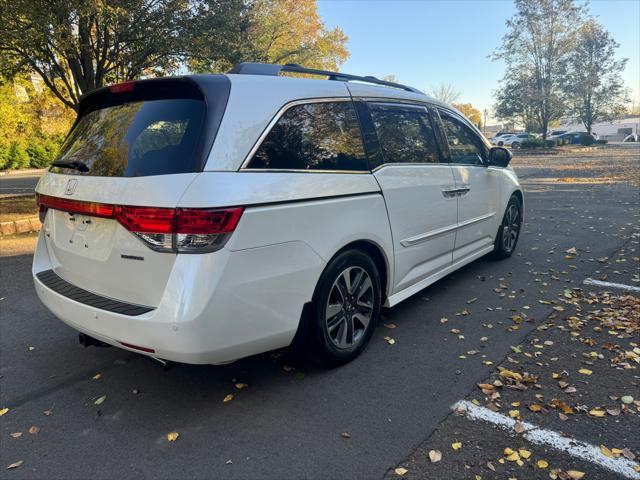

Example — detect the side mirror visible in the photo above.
[488,146,512,167]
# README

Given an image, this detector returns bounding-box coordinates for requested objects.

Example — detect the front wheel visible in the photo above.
[511,142,520,148]
[308,249,382,366]
[493,196,522,259]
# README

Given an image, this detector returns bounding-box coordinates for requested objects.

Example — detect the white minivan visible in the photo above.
[33,63,523,367]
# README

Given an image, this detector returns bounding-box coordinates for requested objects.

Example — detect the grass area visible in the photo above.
[0,195,38,223]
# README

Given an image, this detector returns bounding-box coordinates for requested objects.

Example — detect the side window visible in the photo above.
[249,101,367,171]
[369,104,440,164]
[438,110,487,166]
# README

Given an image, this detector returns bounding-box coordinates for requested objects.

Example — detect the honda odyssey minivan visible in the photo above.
[33,63,523,366]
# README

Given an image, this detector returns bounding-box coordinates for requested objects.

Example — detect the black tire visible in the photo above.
[498,141,504,146]
[512,142,520,149]
[307,249,381,367]
[493,195,522,259]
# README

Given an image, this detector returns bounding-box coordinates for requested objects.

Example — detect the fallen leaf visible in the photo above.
[94,395,107,406]
[529,404,543,412]
[9,432,22,438]
[28,426,39,435]
[565,247,578,255]
[384,336,396,345]
[621,395,634,404]
[92,373,101,380]
[509,410,520,419]
[606,407,621,416]
[0,407,9,416]
[537,459,549,469]
[428,449,442,463]
[514,421,525,434]
[43,406,54,416]
[589,408,606,417]
[234,383,248,390]
[167,431,179,442]
[578,368,592,375]
[394,467,408,476]
[600,445,614,458]
[567,471,585,480]
[6,461,23,470]
[519,449,531,459]
[467,297,478,304]
[384,323,396,329]
[451,441,462,451]
[340,432,351,439]
[223,394,234,403]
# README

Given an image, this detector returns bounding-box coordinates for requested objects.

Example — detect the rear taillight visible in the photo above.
[36,194,243,253]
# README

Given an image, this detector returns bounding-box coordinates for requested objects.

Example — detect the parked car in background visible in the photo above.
[623,133,638,142]
[556,131,597,144]
[490,133,516,146]
[33,62,523,368]
[503,133,534,148]
[548,130,568,138]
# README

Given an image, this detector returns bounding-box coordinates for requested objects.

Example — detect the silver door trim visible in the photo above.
[400,211,496,247]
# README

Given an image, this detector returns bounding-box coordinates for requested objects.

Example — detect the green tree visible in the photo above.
[493,71,543,133]
[0,0,222,110]
[563,20,628,135]
[493,0,586,138]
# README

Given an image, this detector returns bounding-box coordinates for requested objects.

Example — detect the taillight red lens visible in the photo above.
[175,207,244,234]
[116,206,175,234]
[36,194,244,253]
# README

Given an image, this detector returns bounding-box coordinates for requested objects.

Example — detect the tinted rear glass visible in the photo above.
[52,98,205,177]
[248,101,367,171]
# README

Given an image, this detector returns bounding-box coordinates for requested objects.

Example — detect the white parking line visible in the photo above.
[453,400,640,479]
[583,278,640,293]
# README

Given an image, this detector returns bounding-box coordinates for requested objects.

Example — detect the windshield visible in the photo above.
[52,98,206,177]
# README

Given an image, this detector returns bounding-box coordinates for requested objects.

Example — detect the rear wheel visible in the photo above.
[493,196,522,259]
[511,141,520,148]
[308,249,381,366]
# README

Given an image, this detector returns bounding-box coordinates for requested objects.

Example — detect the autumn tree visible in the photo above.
[0,0,204,110]
[189,0,349,73]
[493,71,543,133]
[429,82,460,104]
[493,0,586,138]
[563,20,628,135]
[452,103,482,129]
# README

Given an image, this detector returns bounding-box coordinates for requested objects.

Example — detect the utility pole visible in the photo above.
[483,109,488,136]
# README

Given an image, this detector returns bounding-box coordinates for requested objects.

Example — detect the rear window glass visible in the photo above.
[248,101,367,171]
[52,98,205,177]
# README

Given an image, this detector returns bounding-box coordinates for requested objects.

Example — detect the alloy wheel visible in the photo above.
[502,203,520,253]
[324,266,374,349]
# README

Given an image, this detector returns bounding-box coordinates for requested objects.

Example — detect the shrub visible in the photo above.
[25,135,63,168]
[596,139,608,145]
[520,138,546,149]
[579,134,596,146]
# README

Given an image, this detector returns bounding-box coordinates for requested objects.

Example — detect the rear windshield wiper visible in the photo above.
[51,160,90,173]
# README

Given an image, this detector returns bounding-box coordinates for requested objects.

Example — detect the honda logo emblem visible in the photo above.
[64,179,78,195]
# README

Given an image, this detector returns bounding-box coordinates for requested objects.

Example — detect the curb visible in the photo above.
[0,215,41,237]
[0,168,46,176]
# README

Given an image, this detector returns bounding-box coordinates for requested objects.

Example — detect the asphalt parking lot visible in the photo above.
[1,145,638,479]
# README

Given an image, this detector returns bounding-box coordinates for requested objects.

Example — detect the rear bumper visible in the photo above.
[33,230,325,364]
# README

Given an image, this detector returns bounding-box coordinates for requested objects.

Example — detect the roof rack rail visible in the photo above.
[227,62,423,95]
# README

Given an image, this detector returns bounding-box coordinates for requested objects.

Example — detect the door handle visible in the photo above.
[441,187,470,198]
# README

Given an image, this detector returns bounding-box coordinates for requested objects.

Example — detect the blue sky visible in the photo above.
[318,0,640,117]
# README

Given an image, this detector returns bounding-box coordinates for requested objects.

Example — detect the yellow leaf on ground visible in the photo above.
[529,404,543,412]
[537,459,549,468]
[567,471,585,479]
[394,467,408,476]
[0,408,9,416]
[452,442,462,450]
[223,394,234,403]
[234,383,248,390]
[94,395,106,406]
[6,460,23,469]
[589,408,606,417]
[509,410,520,419]
[519,449,531,459]
[578,368,592,375]
[600,445,614,458]
[167,431,179,442]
